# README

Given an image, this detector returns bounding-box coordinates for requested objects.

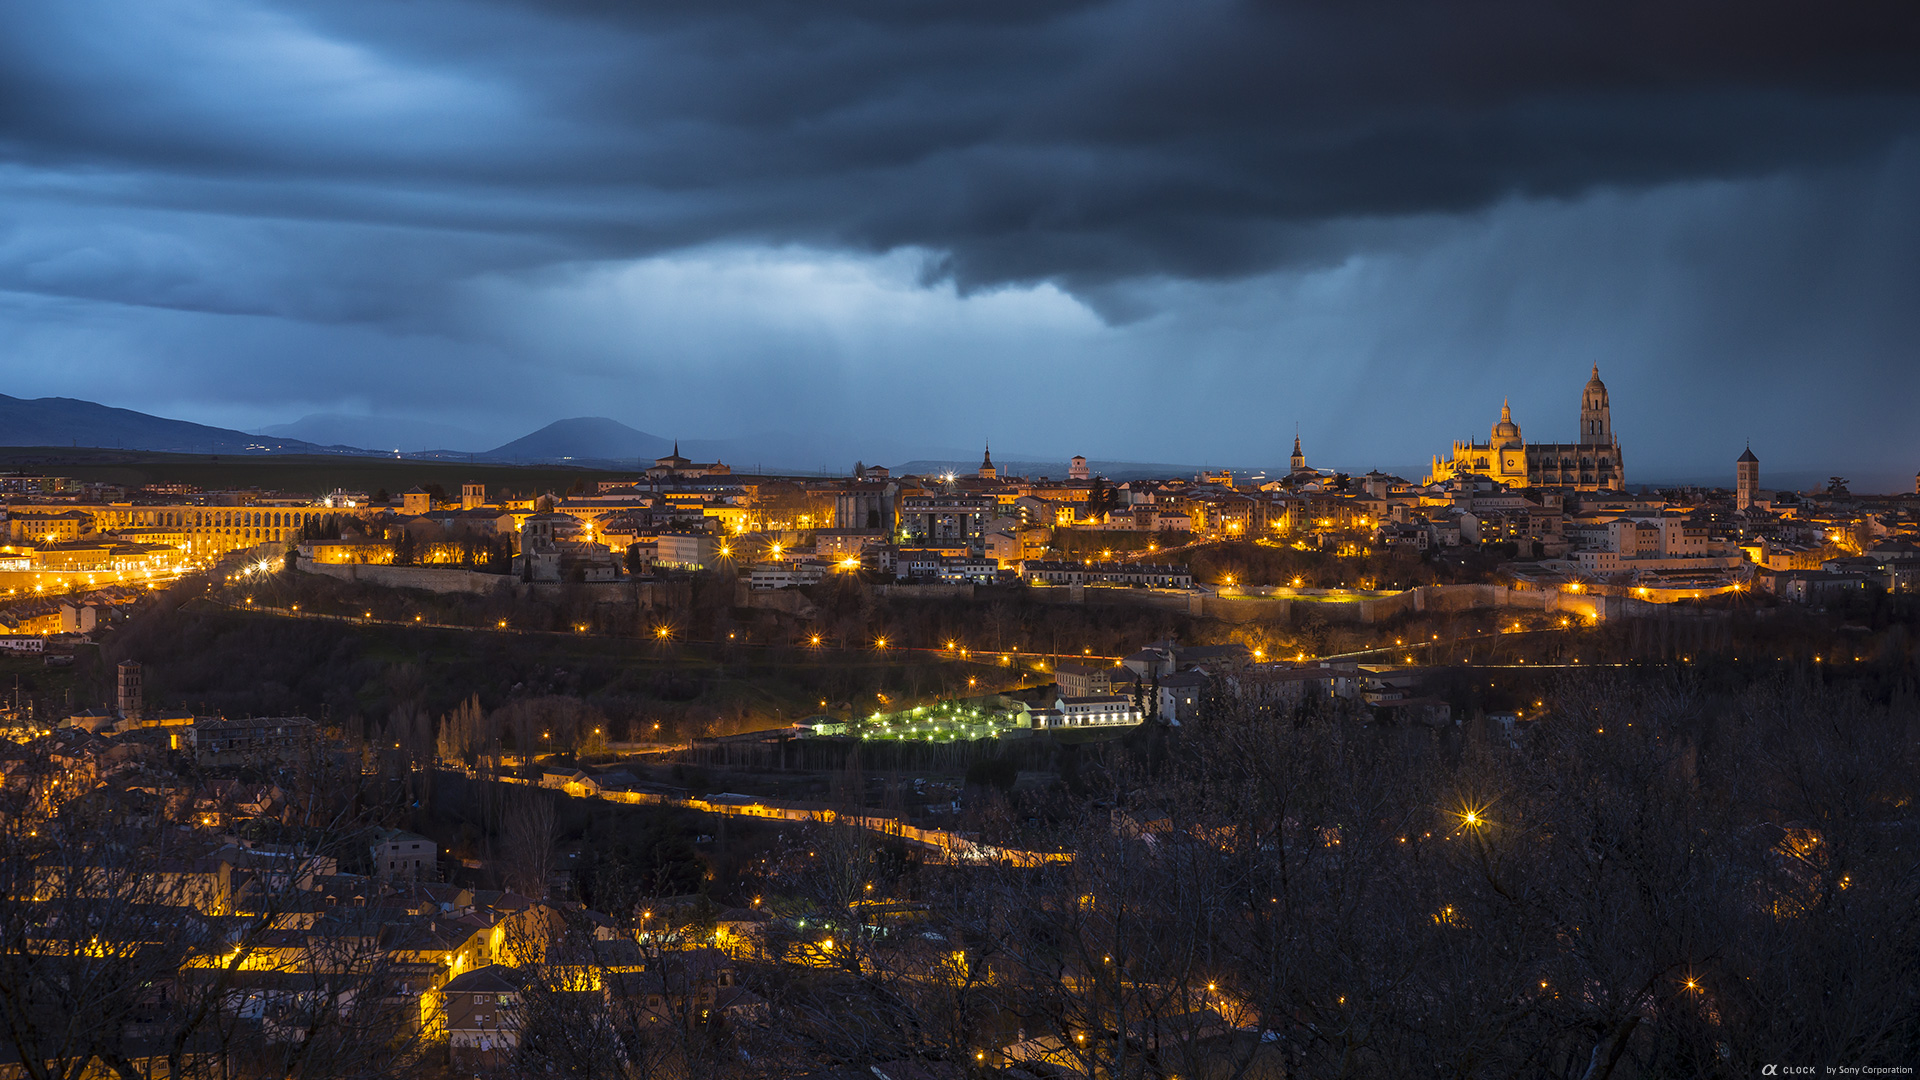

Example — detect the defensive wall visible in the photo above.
[1033,580,1675,625]
[296,557,686,606]
[297,557,1698,625]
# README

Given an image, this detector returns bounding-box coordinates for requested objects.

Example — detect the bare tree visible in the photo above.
[503,792,558,899]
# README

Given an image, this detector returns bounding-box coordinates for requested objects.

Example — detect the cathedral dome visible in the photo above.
[1491,400,1521,443]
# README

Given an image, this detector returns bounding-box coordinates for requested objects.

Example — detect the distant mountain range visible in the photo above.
[0,394,340,455]
[0,395,991,473]
[0,395,1202,476]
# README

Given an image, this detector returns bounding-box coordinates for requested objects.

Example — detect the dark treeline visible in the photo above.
[460,667,1920,1078]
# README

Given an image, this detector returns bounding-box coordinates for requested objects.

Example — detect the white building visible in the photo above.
[1031,695,1142,730]
[748,559,830,589]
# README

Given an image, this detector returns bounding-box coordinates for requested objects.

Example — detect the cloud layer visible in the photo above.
[2,0,1918,480]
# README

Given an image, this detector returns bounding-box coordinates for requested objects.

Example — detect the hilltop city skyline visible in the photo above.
[3,3,1918,1076]
[1,381,1914,495]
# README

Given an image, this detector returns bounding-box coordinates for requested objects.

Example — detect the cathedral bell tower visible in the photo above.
[1581,365,1613,444]
[1737,445,1759,511]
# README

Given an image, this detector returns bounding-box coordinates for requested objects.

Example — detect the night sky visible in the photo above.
[3,0,1919,483]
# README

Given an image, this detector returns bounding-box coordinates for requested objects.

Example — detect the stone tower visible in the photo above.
[116,660,142,720]
[1581,365,1613,444]
[1068,455,1089,481]
[1736,445,1759,510]
[1290,432,1306,474]
[977,443,996,481]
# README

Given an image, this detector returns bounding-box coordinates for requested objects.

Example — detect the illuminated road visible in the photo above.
[476,769,1071,866]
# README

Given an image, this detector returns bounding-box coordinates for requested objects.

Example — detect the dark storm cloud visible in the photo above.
[3,0,1918,301]
[2,0,1919,482]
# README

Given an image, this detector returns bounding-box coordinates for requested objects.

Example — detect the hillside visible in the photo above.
[0,394,332,455]
[484,417,673,463]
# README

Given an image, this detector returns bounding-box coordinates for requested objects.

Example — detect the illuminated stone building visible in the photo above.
[7,509,92,543]
[644,443,730,479]
[117,660,142,720]
[1425,367,1625,491]
[1737,445,1760,510]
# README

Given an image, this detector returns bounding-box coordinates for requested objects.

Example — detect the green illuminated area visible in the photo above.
[818,698,1027,743]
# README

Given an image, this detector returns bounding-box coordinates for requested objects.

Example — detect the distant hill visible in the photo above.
[485,417,676,463]
[0,394,334,455]
[255,413,490,454]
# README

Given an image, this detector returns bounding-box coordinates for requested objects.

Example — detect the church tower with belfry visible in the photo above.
[1737,445,1759,510]
[977,443,996,481]
[1580,364,1613,443]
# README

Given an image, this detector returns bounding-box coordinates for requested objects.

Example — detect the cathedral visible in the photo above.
[1425,367,1625,491]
